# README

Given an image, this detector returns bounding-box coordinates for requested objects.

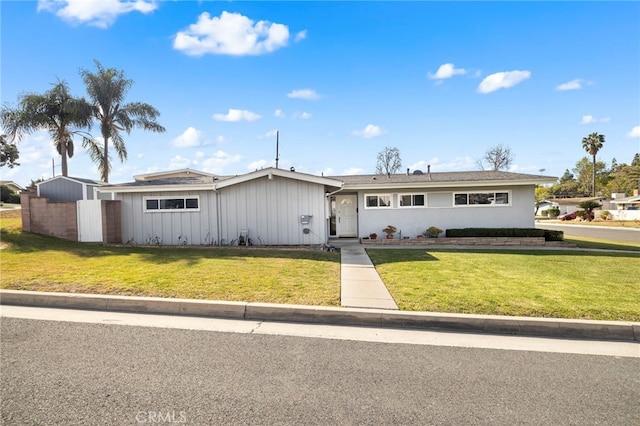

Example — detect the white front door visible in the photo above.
[336,194,357,237]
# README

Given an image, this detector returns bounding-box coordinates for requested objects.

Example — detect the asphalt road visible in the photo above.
[2,315,639,425]
[536,222,640,243]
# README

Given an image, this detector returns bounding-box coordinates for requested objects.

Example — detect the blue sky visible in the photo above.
[2,1,639,186]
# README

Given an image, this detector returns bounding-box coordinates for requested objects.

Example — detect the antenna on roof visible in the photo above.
[275,131,280,169]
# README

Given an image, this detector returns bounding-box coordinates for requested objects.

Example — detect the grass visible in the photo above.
[567,237,640,251]
[0,210,340,306]
[367,248,640,321]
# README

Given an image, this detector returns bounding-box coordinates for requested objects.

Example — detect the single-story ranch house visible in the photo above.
[90,167,555,246]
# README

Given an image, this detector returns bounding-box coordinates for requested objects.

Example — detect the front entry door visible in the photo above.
[336,194,357,237]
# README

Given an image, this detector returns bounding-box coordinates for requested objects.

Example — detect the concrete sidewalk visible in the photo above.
[334,240,398,310]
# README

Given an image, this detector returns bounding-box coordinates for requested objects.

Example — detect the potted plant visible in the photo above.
[369,232,378,240]
[382,225,397,239]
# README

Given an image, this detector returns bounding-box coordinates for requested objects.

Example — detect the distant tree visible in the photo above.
[477,144,514,171]
[0,134,20,168]
[604,163,640,196]
[559,169,574,183]
[578,200,601,222]
[573,157,607,197]
[1,80,92,176]
[80,60,165,182]
[375,146,402,175]
[27,178,45,189]
[632,153,640,167]
[581,132,605,196]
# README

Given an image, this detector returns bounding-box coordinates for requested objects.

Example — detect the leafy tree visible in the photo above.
[0,134,20,168]
[1,81,92,176]
[559,169,574,183]
[534,185,551,215]
[604,163,640,196]
[581,132,605,196]
[0,185,20,204]
[573,157,608,196]
[477,144,514,171]
[80,60,165,182]
[375,146,402,175]
[632,153,640,167]
[578,200,601,222]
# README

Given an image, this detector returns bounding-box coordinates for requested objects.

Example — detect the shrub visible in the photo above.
[600,210,612,220]
[382,225,397,237]
[548,207,560,217]
[541,210,549,217]
[424,226,443,238]
[445,228,564,241]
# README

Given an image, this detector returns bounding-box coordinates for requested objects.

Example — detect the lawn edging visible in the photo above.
[1,289,638,342]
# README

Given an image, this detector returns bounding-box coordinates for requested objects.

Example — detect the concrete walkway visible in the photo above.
[334,240,398,310]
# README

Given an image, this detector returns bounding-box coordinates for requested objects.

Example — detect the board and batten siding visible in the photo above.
[218,175,327,245]
[116,190,218,245]
[39,180,84,201]
[358,185,535,238]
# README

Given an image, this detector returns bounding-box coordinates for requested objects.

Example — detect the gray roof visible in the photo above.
[103,175,228,188]
[329,171,556,185]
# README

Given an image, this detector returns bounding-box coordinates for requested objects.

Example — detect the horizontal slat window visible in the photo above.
[144,196,200,212]
[454,191,510,206]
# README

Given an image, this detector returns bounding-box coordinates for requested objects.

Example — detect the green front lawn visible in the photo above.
[367,249,640,321]
[0,211,340,305]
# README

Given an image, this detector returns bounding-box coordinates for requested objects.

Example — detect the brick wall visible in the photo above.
[20,191,78,241]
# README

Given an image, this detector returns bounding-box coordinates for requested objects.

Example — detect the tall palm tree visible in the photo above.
[581,132,605,196]
[80,60,165,182]
[0,81,92,177]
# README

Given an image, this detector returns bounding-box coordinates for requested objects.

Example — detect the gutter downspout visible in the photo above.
[213,181,221,246]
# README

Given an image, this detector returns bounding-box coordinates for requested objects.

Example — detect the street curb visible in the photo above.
[1,290,638,342]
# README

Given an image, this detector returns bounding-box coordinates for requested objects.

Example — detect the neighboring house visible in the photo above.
[539,197,608,215]
[37,176,107,202]
[610,190,640,210]
[98,168,555,246]
[0,180,24,194]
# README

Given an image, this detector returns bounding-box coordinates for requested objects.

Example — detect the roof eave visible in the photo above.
[342,178,555,191]
[98,184,215,193]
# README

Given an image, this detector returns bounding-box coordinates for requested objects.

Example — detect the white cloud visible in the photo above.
[274,109,285,118]
[292,111,312,119]
[173,11,292,56]
[37,0,157,29]
[410,157,476,172]
[216,135,225,143]
[260,129,279,139]
[213,109,261,122]
[352,124,383,138]
[556,79,583,91]
[247,159,270,170]
[628,126,640,138]
[581,115,611,124]
[168,155,192,170]
[581,115,596,125]
[201,150,242,174]
[343,167,365,175]
[295,30,307,42]
[478,70,531,94]
[287,89,320,100]
[428,63,466,80]
[171,126,203,148]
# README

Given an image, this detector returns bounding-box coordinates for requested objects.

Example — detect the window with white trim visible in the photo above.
[365,194,391,208]
[454,191,509,206]
[399,193,425,208]
[144,196,200,212]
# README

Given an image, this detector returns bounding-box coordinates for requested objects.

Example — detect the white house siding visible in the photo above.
[218,175,327,245]
[116,190,218,245]
[357,185,535,238]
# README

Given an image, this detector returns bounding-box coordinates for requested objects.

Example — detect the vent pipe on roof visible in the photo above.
[406,168,410,176]
[428,165,431,180]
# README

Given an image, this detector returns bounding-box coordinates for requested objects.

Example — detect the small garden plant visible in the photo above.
[382,225,397,239]
[424,226,443,238]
